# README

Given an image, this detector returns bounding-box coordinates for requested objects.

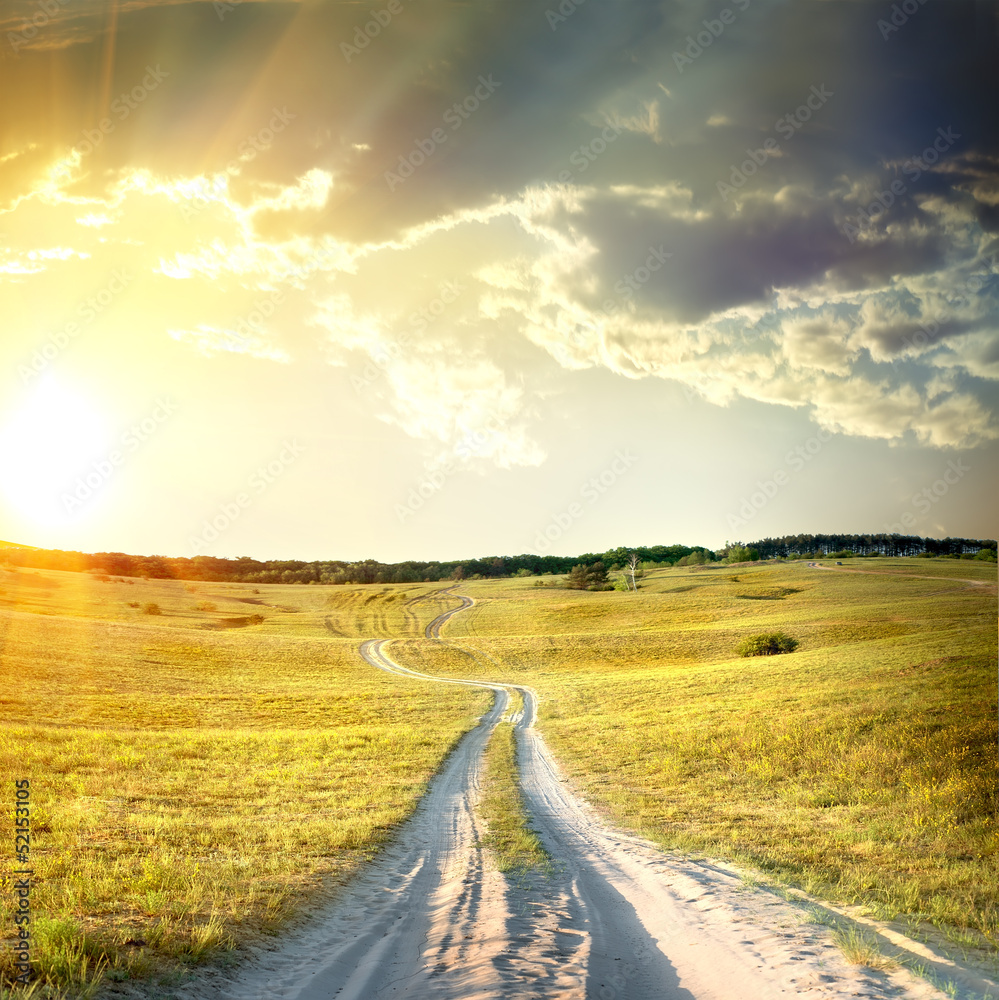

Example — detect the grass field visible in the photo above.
[1,556,995,996]
[0,569,487,995]
[398,558,998,948]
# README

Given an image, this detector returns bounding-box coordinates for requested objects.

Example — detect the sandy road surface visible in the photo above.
[184,595,994,1000]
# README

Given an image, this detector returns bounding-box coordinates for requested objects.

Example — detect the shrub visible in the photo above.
[737,631,799,657]
[142,603,162,615]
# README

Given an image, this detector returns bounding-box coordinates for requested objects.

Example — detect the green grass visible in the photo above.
[477,700,549,875]
[1,556,995,994]
[0,569,488,994]
[831,924,897,970]
[397,559,998,945]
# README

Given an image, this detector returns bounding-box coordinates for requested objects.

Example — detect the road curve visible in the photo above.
[199,594,968,1000]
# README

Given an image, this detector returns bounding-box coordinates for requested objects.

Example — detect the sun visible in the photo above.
[0,374,113,530]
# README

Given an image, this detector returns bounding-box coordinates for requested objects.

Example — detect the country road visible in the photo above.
[183,594,991,1000]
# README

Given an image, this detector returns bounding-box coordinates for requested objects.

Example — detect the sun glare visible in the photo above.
[0,375,113,529]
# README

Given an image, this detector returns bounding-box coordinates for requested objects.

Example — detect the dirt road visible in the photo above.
[194,595,992,1000]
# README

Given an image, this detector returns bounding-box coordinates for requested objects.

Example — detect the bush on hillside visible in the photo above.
[737,632,799,657]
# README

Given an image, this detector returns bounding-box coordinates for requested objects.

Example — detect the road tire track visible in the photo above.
[183,595,983,1000]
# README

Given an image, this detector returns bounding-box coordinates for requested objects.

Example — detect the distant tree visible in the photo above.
[627,553,639,591]
[565,561,610,591]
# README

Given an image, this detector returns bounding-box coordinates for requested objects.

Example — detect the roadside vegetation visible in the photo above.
[478,698,549,875]
[0,571,487,996]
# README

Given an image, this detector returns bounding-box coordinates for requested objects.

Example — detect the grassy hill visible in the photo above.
[398,559,998,946]
[0,556,994,995]
[0,569,487,994]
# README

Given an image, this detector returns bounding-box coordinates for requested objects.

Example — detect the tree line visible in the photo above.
[1,534,993,586]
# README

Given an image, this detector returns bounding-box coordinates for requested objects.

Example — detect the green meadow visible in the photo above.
[0,555,995,996]
[0,569,487,995]
[398,559,998,945]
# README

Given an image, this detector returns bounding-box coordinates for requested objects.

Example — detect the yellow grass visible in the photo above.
[1,556,995,995]
[0,569,488,993]
[398,559,998,945]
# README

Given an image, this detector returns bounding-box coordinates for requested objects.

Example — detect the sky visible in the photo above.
[0,0,997,563]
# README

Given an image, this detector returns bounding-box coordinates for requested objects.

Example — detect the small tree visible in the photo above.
[737,632,799,657]
[627,552,639,591]
[564,561,611,591]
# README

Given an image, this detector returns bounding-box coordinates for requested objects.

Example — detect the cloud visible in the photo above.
[168,325,291,363]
